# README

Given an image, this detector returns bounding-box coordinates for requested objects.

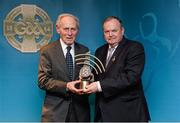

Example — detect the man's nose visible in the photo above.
[67,29,72,35]
[108,31,113,37]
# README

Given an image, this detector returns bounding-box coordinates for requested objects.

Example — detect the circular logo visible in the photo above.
[4,4,53,53]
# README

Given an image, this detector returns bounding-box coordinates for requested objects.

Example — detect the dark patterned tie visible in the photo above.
[66,46,73,80]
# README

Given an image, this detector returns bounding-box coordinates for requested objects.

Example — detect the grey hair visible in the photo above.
[56,13,80,29]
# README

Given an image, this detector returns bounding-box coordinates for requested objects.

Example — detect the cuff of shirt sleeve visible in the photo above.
[97,81,102,92]
[66,83,69,91]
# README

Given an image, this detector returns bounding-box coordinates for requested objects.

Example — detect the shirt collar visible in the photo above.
[108,44,118,49]
[59,38,74,51]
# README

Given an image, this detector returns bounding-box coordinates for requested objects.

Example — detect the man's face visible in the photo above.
[56,16,78,45]
[103,19,124,47]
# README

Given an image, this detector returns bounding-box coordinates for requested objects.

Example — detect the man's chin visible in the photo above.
[65,40,74,45]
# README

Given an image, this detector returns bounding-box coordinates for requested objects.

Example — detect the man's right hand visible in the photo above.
[66,80,84,95]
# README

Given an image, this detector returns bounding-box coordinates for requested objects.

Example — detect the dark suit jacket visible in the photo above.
[94,37,150,122]
[38,40,90,122]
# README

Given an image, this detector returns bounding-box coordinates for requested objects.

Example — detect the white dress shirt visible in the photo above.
[60,38,75,65]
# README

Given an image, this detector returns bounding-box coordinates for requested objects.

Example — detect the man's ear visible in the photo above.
[56,25,60,34]
[121,27,125,35]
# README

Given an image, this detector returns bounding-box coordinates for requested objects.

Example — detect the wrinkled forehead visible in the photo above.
[61,22,77,29]
[60,16,78,28]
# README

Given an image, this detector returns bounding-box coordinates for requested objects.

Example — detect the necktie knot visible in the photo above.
[109,47,114,52]
[67,46,71,52]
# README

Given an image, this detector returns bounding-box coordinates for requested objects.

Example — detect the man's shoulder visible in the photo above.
[125,37,142,45]
[75,42,89,51]
[96,44,107,52]
[124,39,144,53]
[40,40,59,52]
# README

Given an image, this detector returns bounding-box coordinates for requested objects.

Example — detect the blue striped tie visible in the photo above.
[66,46,73,80]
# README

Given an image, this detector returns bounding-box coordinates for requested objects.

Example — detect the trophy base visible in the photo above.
[80,81,89,91]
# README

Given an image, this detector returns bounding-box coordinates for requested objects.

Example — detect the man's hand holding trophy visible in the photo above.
[79,65,94,91]
[75,53,105,94]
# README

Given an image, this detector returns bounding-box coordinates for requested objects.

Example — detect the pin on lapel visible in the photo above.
[112,56,116,62]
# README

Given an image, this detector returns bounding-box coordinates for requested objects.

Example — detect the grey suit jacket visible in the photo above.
[38,40,90,122]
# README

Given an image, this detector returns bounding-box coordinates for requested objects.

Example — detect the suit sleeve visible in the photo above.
[100,43,145,98]
[38,48,67,96]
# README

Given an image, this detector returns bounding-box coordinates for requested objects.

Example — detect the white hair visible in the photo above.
[56,13,80,29]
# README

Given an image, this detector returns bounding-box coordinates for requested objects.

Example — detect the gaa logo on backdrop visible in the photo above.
[3,4,53,53]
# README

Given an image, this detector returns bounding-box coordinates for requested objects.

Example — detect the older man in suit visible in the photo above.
[84,16,150,122]
[38,13,90,122]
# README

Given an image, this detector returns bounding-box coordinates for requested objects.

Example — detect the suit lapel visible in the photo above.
[74,43,82,80]
[106,38,126,71]
[54,40,69,80]
[97,45,108,72]
[102,45,109,68]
